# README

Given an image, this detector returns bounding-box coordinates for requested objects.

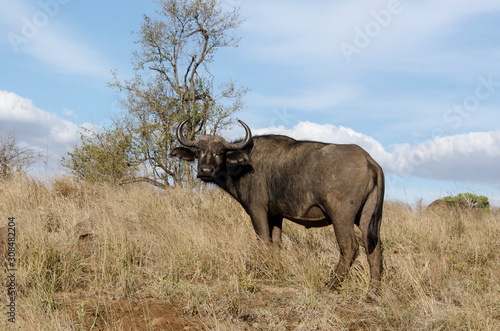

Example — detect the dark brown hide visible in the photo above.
[172,120,385,295]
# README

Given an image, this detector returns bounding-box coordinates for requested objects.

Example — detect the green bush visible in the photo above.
[442,193,490,209]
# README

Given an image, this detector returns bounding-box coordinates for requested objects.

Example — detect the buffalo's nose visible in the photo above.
[199,166,214,176]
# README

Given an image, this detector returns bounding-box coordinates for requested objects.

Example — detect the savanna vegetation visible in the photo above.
[63,0,248,189]
[4,1,500,330]
[1,175,500,330]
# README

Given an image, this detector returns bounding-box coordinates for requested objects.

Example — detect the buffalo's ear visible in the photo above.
[171,147,196,161]
[226,150,250,165]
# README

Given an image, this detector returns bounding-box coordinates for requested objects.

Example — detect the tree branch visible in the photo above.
[119,176,172,189]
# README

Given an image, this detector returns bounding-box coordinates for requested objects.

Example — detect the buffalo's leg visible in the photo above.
[326,209,359,289]
[366,237,382,297]
[248,208,272,244]
[359,194,383,296]
[269,216,283,247]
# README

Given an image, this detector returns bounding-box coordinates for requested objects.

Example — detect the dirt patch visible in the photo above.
[61,294,201,330]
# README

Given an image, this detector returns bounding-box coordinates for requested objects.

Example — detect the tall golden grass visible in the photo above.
[1,176,500,330]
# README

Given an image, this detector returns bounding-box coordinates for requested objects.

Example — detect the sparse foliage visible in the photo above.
[442,192,490,209]
[108,0,247,188]
[0,126,44,178]
[62,125,138,184]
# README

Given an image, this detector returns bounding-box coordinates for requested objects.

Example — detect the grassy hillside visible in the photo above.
[1,176,500,330]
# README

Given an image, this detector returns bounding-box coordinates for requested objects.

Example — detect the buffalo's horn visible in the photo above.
[228,120,252,150]
[176,119,197,147]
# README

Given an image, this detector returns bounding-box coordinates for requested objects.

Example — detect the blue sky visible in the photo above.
[1,0,500,206]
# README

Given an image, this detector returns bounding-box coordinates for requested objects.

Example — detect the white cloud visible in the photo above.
[390,131,500,182]
[253,122,395,176]
[254,121,500,184]
[253,121,391,163]
[0,90,81,160]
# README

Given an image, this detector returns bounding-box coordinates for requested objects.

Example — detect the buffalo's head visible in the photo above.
[171,119,253,183]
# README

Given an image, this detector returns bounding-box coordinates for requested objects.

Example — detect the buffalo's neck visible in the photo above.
[223,184,239,203]
[214,168,247,206]
[217,172,241,202]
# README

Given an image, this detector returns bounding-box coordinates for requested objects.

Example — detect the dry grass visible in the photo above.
[1,176,500,330]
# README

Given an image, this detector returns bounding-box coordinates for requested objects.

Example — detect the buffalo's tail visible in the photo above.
[367,162,385,254]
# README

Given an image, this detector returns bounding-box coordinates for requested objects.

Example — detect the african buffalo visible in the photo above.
[172,119,385,295]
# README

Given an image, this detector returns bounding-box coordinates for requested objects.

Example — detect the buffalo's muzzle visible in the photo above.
[199,165,215,177]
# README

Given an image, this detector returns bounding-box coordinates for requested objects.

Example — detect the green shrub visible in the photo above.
[442,193,490,209]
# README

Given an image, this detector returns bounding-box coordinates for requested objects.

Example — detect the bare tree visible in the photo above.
[0,127,44,178]
[109,0,247,188]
